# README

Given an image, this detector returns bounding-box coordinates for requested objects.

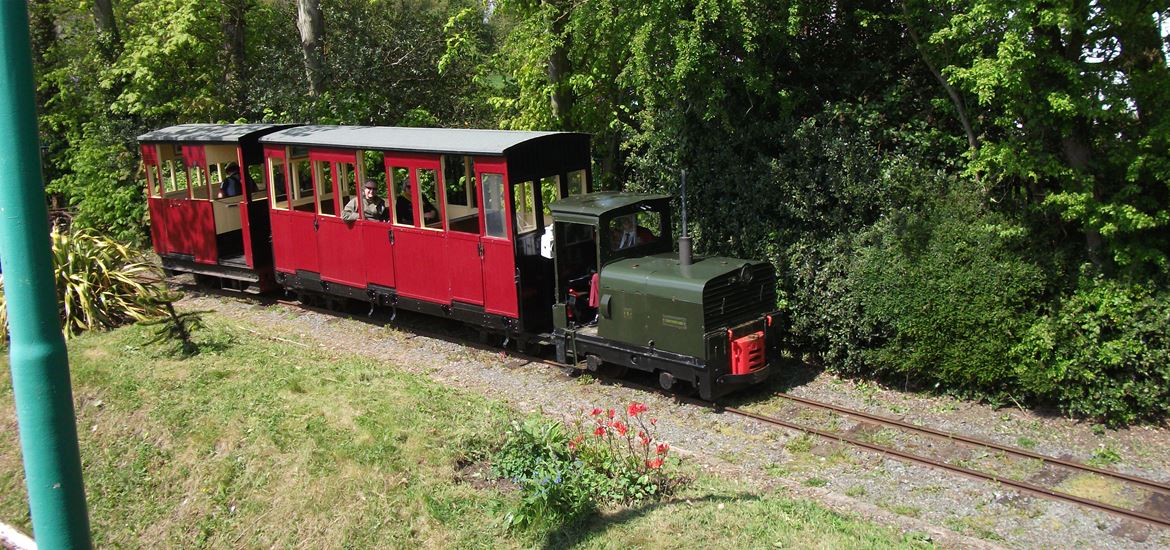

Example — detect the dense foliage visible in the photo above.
[0,229,170,340]
[32,0,1170,423]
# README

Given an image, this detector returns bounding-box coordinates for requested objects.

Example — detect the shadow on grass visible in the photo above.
[540,492,759,549]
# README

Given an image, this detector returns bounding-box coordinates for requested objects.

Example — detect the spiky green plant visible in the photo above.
[0,228,170,339]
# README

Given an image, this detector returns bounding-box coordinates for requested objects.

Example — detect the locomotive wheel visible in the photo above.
[659,371,676,391]
[586,354,627,378]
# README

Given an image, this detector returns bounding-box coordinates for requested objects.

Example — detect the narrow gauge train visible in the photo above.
[138,124,779,399]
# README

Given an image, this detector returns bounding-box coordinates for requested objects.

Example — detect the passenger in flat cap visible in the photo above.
[342,179,388,222]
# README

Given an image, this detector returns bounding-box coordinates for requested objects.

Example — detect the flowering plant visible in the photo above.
[492,403,680,530]
[570,401,677,503]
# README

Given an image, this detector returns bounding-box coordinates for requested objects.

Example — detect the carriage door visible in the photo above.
[311,149,366,288]
[443,155,484,306]
[265,146,296,274]
[285,149,320,274]
[360,152,396,289]
[479,160,519,317]
[181,145,218,264]
[142,145,168,254]
[387,155,448,304]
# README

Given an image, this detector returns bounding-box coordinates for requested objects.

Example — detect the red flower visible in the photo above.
[646,458,665,469]
[590,407,602,416]
[639,432,651,446]
[593,426,606,436]
[627,402,648,417]
[606,408,615,419]
[569,435,584,451]
[613,421,628,436]
[650,418,658,426]
[656,443,670,455]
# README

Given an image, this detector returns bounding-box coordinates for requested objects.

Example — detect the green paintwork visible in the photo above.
[596,253,773,358]
[549,191,672,224]
[0,4,93,547]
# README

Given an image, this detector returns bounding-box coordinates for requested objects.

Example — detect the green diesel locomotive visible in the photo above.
[549,191,779,400]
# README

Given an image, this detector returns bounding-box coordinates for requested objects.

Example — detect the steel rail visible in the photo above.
[186,284,1170,530]
[773,392,1170,495]
[724,406,1170,530]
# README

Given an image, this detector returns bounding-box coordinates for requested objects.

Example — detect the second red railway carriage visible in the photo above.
[257,125,591,339]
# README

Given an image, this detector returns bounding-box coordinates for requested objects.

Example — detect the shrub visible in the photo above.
[1014,278,1170,425]
[0,228,170,340]
[493,403,680,530]
[849,180,1047,394]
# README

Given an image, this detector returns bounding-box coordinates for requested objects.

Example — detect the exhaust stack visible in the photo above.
[679,169,693,274]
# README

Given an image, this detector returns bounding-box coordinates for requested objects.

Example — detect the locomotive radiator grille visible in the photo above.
[703,263,776,330]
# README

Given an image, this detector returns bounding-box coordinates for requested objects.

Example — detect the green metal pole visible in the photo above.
[0,3,92,549]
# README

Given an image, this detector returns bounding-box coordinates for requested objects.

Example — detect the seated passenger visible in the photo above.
[217,163,243,199]
[342,180,388,222]
[394,180,438,225]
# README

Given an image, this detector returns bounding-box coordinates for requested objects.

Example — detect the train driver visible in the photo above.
[342,180,389,222]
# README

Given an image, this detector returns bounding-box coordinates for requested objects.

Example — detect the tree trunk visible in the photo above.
[546,0,573,129]
[221,0,249,113]
[901,1,979,154]
[1107,2,1170,132]
[93,0,121,63]
[296,0,326,97]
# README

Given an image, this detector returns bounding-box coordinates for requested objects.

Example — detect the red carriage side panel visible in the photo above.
[387,154,449,304]
[311,149,366,288]
[478,158,519,318]
[264,146,297,274]
[446,231,484,305]
[141,145,168,254]
[181,145,218,264]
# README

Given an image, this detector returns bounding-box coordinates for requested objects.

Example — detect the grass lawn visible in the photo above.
[1,314,932,548]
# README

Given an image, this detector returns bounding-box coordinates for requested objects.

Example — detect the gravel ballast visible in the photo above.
[181,290,1170,549]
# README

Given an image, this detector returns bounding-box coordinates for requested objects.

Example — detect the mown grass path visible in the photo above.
[1,315,931,548]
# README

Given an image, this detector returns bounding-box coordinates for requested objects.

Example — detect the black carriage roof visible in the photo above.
[258,125,588,156]
[137,123,296,143]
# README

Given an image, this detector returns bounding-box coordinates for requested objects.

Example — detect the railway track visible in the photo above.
[189,284,1170,531]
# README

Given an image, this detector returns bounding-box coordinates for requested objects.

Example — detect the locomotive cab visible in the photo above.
[550,192,780,400]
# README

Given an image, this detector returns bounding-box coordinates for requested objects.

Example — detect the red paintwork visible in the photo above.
[730,331,766,375]
[142,145,167,254]
[360,222,396,288]
[311,150,366,288]
[181,145,218,264]
[387,154,449,303]
[447,232,484,305]
[264,146,297,274]
[477,158,519,318]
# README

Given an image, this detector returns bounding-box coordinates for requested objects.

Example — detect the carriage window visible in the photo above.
[515,180,538,234]
[389,166,413,226]
[314,160,335,216]
[417,168,441,229]
[362,150,385,188]
[540,175,560,220]
[145,161,162,198]
[268,156,289,210]
[162,158,189,196]
[567,169,587,196]
[443,155,479,234]
[248,165,265,193]
[483,173,507,239]
[290,158,313,212]
[189,163,212,200]
[336,162,356,218]
[608,210,662,252]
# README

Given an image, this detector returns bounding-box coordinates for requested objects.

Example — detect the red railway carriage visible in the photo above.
[138,124,295,290]
[258,125,592,338]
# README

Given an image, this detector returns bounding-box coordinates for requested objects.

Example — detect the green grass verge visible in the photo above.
[1,315,931,548]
